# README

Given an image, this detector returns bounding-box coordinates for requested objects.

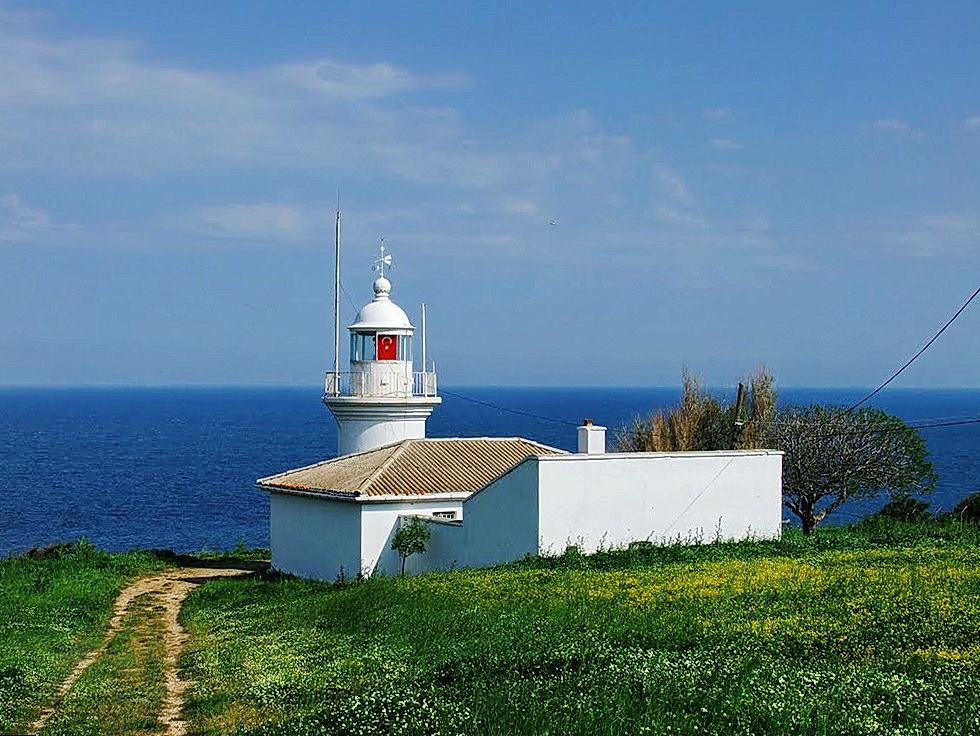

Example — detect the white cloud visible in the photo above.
[499,197,542,218]
[0,193,53,242]
[870,210,980,258]
[654,205,708,228]
[0,13,486,183]
[872,118,925,139]
[709,138,743,150]
[963,115,980,131]
[649,165,717,231]
[0,11,802,285]
[0,13,653,198]
[653,165,692,205]
[185,203,316,243]
[260,60,465,99]
[919,211,980,235]
[703,107,733,121]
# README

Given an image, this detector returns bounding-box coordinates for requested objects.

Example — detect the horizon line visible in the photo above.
[2,382,980,391]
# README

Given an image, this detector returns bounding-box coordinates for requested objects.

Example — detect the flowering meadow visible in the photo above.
[180,520,980,736]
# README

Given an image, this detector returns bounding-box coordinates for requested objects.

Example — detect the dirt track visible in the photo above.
[29,565,255,736]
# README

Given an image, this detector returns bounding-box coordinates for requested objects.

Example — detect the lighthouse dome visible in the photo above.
[349,276,414,331]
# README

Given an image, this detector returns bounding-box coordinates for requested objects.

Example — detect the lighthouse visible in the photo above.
[323,245,440,456]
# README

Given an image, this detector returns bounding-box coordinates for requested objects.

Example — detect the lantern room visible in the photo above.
[323,244,440,457]
[345,274,417,398]
[323,245,437,403]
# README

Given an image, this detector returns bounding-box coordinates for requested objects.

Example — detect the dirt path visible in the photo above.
[29,564,256,736]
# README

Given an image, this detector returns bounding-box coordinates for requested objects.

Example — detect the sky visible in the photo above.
[1,1,978,387]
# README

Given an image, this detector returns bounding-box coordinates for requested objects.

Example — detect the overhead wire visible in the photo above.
[812,416,980,439]
[847,284,980,411]
[439,388,580,427]
[329,248,979,436]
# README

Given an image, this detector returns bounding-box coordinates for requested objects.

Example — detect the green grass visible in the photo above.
[180,520,980,736]
[0,540,168,732]
[40,593,167,736]
[4,525,980,735]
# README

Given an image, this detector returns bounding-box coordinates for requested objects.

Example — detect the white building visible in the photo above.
[260,247,783,580]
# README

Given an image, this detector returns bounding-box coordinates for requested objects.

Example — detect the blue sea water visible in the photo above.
[1,386,978,555]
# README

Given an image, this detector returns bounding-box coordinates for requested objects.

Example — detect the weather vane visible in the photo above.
[372,239,393,278]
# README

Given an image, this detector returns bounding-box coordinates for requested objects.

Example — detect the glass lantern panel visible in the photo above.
[351,333,375,361]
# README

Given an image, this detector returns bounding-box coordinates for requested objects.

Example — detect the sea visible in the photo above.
[1,386,978,556]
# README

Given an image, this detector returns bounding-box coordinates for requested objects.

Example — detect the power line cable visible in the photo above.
[847,284,980,411]
[777,415,980,441]
[832,416,980,437]
[661,457,736,536]
[763,409,980,430]
[339,280,359,313]
[908,417,980,431]
[440,388,580,427]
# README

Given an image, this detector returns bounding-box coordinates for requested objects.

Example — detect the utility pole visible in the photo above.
[733,381,746,446]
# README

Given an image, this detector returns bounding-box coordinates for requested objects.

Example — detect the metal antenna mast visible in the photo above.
[332,194,341,395]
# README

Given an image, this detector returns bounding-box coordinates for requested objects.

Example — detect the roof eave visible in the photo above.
[356,491,471,503]
[256,484,360,500]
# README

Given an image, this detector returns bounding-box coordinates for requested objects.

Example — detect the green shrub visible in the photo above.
[875,494,932,522]
[951,491,980,522]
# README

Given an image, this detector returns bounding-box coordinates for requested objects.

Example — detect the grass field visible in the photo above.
[40,592,168,736]
[3,523,980,735]
[0,541,168,732]
[179,520,980,736]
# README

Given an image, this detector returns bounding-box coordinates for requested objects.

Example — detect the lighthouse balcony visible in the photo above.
[324,370,438,399]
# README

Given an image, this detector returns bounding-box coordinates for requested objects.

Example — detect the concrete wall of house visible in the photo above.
[459,460,541,569]
[536,451,783,554]
[271,450,782,580]
[270,493,361,581]
[407,517,465,574]
[360,498,464,576]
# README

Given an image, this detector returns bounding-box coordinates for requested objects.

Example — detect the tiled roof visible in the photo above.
[257,437,565,498]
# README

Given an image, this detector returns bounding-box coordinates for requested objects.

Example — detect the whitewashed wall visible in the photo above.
[536,451,783,554]
[333,414,428,457]
[360,498,464,576]
[407,516,464,574]
[414,450,782,573]
[271,450,782,579]
[270,493,361,581]
[458,460,540,569]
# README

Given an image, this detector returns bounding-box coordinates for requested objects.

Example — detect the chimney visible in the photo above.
[577,418,606,454]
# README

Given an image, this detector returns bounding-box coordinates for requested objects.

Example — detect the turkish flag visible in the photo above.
[376,334,398,361]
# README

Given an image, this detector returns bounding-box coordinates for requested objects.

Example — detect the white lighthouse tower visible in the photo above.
[323,245,440,456]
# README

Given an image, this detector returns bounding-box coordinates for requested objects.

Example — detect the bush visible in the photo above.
[617,367,775,452]
[875,494,932,522]
[950,491,980,522]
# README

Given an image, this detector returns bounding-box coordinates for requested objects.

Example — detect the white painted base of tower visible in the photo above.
[323,396,442,456]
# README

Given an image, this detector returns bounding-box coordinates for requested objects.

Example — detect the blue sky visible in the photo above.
[1,1,978,387]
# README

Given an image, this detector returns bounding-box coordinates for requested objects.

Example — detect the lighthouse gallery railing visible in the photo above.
[324,371,438,398]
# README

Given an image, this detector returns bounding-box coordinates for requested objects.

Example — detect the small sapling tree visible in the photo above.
[391,516,431,575]
[767,405,935,534]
